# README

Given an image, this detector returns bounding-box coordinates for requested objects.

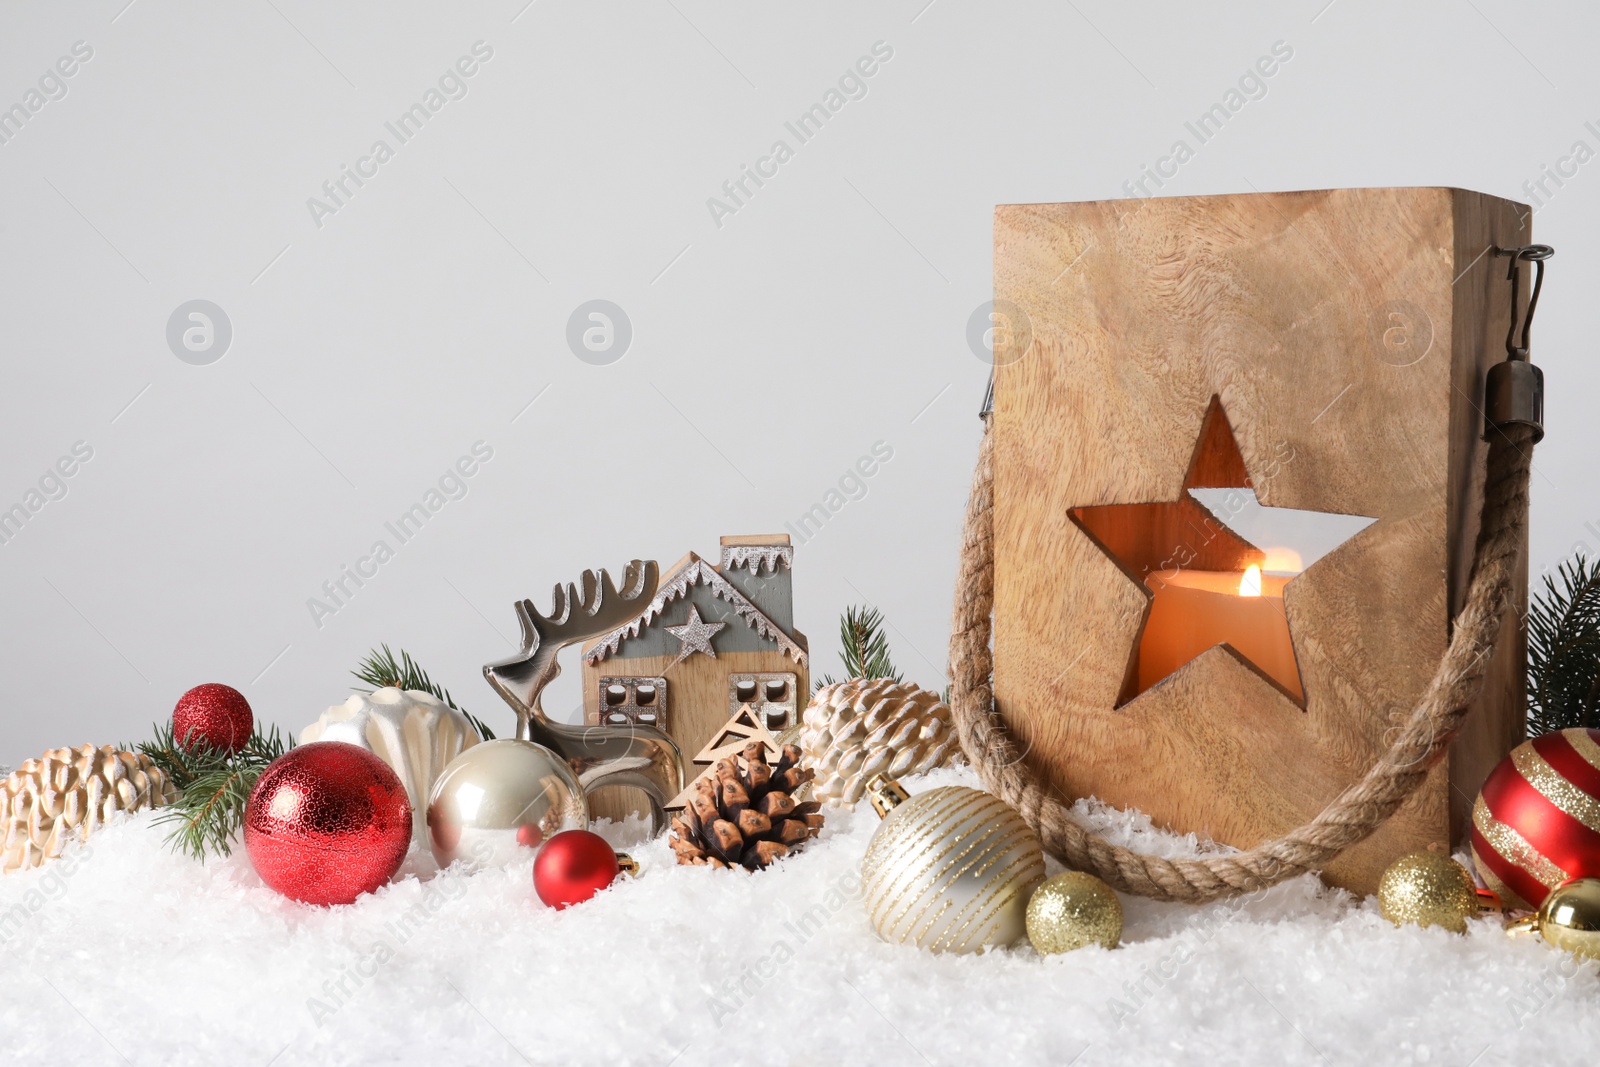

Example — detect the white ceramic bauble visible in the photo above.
[299,688,480,844]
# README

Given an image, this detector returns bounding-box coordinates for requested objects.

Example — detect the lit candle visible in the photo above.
[1136,563,1302,701]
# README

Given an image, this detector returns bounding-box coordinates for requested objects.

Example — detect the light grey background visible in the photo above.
[0,0,1592,764]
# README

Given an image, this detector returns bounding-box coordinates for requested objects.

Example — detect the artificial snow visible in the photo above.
[2,764,1597,1066]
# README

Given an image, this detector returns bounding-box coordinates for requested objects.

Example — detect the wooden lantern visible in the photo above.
[991,187,1529,893]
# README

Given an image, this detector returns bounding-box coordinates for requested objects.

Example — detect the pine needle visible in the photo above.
[352,644,497,741]
[1528,555,1600,735]
[128,723,289,860]
[816,605,903,691]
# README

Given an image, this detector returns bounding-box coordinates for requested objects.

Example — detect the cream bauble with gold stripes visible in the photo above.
[800,679,960,807]
[859,775,1046,953]
[1,744,177,874]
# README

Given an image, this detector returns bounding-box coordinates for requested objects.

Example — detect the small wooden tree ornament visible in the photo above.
[991,187,1529,894]
[665,704,783,810]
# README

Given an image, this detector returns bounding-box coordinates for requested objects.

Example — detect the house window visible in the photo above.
[728,672,799,732]
[596,677,669,729]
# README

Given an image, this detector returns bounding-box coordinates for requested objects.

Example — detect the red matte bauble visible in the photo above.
[172,683,254,755]
[533,830,620,909]
[1472,727,1600,910]
[244,742,412,906]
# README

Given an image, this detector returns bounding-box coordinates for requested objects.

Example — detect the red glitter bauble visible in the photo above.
[244,742,412,906]
[533,830,620,909]
[172,683,254,755]
[1472,727,1600,910]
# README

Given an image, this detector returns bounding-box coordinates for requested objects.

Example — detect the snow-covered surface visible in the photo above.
[2,764,1597,1067]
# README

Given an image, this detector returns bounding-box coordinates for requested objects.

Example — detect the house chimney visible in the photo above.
[719,534,795,631]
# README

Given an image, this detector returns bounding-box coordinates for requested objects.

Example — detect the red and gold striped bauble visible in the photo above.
[1471,727,1600,910]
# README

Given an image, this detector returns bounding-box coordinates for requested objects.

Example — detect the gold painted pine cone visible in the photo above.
[800,679,961,807]
[0,744,177,874]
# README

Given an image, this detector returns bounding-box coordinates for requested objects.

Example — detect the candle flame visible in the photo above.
[1239,564,1263,598]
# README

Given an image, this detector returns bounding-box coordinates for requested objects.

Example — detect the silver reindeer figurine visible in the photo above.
[483,560,685,835]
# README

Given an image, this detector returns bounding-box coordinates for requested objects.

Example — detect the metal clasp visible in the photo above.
[1484,244,1552,444]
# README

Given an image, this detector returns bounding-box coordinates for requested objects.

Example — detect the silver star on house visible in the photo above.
[665,605,726,665]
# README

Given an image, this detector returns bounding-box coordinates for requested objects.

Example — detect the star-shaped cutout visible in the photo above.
[665,605,726,666]
[1070,398,1374,707]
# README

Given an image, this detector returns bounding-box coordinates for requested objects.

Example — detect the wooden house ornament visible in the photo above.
[991,188,1529,894]
[581,534,810,817]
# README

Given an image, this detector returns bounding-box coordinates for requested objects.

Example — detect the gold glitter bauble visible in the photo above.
[1026,871,1122,954]
[860,777,1046,954]
[1378,851,1479,932]
[1535,877,1600,960]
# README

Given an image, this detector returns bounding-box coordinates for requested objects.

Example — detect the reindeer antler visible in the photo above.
[515,560,659,652]
[488,560,661,738]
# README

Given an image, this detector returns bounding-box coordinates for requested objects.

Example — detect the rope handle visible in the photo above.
[946,415,1536,903]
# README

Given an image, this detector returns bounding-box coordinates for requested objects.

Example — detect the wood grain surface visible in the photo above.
[990,187,1528,893]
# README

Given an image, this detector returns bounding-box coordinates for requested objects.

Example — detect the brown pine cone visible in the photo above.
[669,743,824,870]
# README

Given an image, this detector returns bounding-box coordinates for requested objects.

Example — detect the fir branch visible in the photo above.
[133,723,289,860]
[1528,555,1600,735]
[816,605,903,691]
[126,722,206,791]
[352,644,496,740]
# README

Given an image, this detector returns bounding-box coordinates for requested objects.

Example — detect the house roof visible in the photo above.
[582,552,808,667]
